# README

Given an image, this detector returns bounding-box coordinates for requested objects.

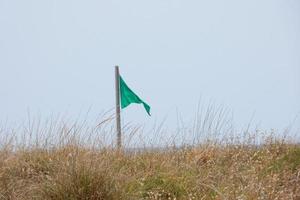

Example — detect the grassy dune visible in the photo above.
[0,141,299,199]
[0,109,299,199]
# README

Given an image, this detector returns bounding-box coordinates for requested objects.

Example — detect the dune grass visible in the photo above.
[0,110,299,199]
[0,139,299,199]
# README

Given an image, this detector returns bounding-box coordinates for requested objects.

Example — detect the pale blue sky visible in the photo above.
[0,0,299,133]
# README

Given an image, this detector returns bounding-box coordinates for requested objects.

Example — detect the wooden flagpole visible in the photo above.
[115,66,122,149]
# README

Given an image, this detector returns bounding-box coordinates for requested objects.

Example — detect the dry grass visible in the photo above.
[0,141,299,199]
[0,111,299,199]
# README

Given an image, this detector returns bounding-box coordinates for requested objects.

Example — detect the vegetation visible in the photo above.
[0,110,299,199]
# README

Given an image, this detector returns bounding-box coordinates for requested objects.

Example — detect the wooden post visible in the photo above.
[115,66,122,149]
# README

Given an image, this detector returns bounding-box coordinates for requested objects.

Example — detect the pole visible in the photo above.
[115,66,122,149]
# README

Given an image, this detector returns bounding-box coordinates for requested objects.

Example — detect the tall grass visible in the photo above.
[0,107,299,199]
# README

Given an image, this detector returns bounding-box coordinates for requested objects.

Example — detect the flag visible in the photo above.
[119,75,151,116]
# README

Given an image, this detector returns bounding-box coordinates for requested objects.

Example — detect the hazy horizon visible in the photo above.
[0,0,299,134]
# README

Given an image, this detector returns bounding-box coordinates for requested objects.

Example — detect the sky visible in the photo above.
[0,0,299,136]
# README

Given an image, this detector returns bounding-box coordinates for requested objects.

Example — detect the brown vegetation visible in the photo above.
[0,141,299,199]
[0,108,299,199]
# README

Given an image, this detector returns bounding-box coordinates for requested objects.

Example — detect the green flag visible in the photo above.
[119,76,151,116]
